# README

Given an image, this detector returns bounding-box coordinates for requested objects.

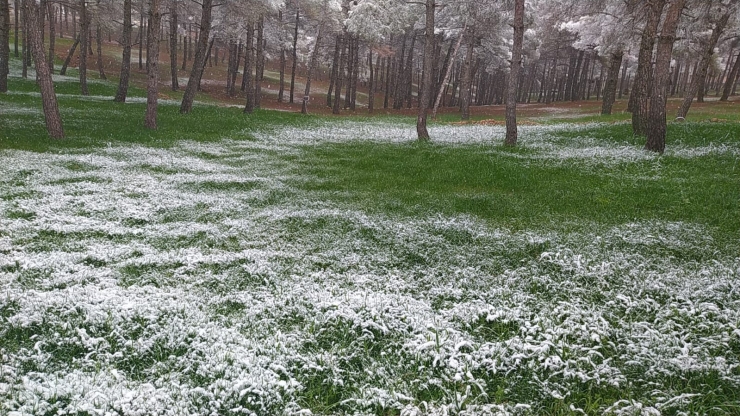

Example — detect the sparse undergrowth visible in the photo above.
[2,60,740,416]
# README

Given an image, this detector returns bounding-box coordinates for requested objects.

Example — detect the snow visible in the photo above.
[1,117,738,415]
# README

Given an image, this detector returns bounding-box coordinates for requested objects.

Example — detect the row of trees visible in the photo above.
[2,0,739,151]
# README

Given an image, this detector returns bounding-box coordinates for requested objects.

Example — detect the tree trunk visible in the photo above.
[504,0,524,146]
[677,11,730,118]
[460,28,474,120]
[289,8,299,103]
[60,35,79,75]
[138,0,144,69]
[327,35,340,107]
[343,36,354,109]
[181,26,188,70]
[13,0,18,57]
[114,0,132,102]
[46,2,55,73]
[0,0,9,93]
[433,25,465,119]
[632,0,666,135]
[243,23,255,113]
[416,0,435,141]
[332,33,346,115]
[601,51,623,115]
[646,0,686,153]
[383,52,391,109]
[618,55,629,99]
[404,34,416,109]
[368,50,375,113]
[95,0,107,80]
[254,15,264,109]
[278,47,285,102]
[180,0,212,114]
[78,0,89,95]
[145,0,161,129]
[301,25,323,114]
[23,0,63,138]
[720,53,740,101]
[169,0,179,91]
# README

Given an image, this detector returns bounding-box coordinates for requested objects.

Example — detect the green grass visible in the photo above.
[291,139,740,246]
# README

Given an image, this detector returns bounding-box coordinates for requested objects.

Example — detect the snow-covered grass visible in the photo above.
[2,70,740,416]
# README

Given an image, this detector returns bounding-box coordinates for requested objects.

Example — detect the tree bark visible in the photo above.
[114,0,132,102]
[432,27,465,118]
[601,51,623,115]
[327,35,340,107]
[332,33,346,115]
[253,15,264,109]
[289,8,299,103]
[95,0,107,80]
[460,28,475,120]
[13,0,18,57]
[79,0,90,95]
[504,0,524,146]
[138,0,144,69]
[368,50,375,113]
[180,0,212,114]
[60,35,79,76]
[720,53,740,101]
[243,23,255,113]
[301,25,323,114]
[646,0,686,153]
[23,0,63,138]
[416,0,435,141]
[169,0,179,90]
[0,0,8,93]
[677,11,730,118]
[46,2,55,73]
[632,0,666,135]
[145,0,161,129]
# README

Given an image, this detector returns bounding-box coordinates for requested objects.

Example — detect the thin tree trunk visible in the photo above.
[504,0,524,146]
[601,51,623,115]
[289,8,299,103]
[460,28,474,120]
[13,0,18,57]
[95,0,106,80]
[368,50,375,113]
[404,34,416,109]
[416,0,435,141]
[646,0,686,153]
[327,35,340,107]
[301,24,323,114]
[114,0,132,102]
[278,47,285,102]
[253,15,263,109]
[169,0,179,90]
[23,0,63,138]
[677,11,730,118]
[618,54,629,99]
[21,3,27,78]
[60,35,79,75]
[243,23,255,113]
[344,36,354,109]
[79,0,89,95]
[180,0,212,114]
[720,53,740,101]
[145,0,161,129]
[181,27,187,70]
[47,2,55,72]
[332,33,346,115]
[138,0,144,69]
[433,23,465,119]
[0,0,9,93]
[632,0,666,135]
[383,52,391,109]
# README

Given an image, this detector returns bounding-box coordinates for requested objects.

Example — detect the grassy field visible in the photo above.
[1,58,740,416]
